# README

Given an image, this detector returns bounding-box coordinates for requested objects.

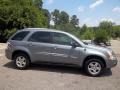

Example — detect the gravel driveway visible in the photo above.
[0,40,120,90]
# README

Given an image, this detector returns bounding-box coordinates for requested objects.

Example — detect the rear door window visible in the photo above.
[11,31,29,41]
[28,31,51,43]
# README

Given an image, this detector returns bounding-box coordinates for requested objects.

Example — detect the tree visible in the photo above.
[51,9,60,25]
[99,21,114,38]
[94,29,109,44]
[112,25,120,39]
[81,29,95,40]
[51,10,70,28]
[0,0,48,42]
[42,9,51,28]
[80,24,87,34]
[59,11,69,24]
[70,15,79,27]
[33,0,43,9]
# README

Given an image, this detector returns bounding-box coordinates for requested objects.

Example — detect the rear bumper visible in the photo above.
[5,49,12,60]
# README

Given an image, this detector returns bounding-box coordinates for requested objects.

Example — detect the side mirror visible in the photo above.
[83,41,88,45]
[71,41,77,48]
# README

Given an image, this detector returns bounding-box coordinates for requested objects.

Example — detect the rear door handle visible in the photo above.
[28,43,35,47]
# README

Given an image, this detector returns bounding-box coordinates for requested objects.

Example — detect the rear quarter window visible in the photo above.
[11,31,29,41]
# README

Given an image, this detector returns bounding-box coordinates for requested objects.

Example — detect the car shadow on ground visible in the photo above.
[3,61,112,77]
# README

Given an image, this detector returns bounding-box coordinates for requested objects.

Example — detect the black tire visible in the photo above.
[84,59,104,77]
[13,53,30,70]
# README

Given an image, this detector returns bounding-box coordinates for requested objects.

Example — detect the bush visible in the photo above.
[81,29,95,40]
[0,28,17,42]
[94,29,109,44]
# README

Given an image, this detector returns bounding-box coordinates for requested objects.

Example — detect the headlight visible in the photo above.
[107,51,116,60]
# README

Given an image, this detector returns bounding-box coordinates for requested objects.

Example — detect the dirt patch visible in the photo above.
[0,40,120,90]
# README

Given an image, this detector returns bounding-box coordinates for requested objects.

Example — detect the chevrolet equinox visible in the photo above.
[5,28,117,76]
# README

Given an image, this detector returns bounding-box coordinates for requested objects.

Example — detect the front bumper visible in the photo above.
[106,59,117,68]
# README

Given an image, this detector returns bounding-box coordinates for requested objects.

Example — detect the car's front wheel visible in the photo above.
[84,59,104,76]
[13,53,30,69]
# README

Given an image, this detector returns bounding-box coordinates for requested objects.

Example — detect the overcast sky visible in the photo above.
[43,0,120,27]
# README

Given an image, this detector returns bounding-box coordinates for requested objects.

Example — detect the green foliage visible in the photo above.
[81,29,95,40]
[33,0,43,9]
[99,21,114,30]
[51,9,60,25]
[99,21,114,37]
[95,29,109,42]
[112,25,120,39]
[0,0,49,42]
[70,15,79,27]
[80,24,87,34]
[0,0,120,43]
[59,11,69,24]
[42,9,51,27]
[51,10,79,28]
[3,28,17,40]
[51,9,80,38]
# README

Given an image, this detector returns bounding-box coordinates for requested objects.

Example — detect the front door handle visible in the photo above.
[53,46,57,49]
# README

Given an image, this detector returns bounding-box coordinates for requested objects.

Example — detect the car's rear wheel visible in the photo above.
[84,59,104,76]
[13,53,30,69]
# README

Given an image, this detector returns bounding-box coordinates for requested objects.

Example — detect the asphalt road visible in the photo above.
[0,40,120,90]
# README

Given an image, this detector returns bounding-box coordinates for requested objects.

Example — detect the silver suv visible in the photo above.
[5,28,117,76]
